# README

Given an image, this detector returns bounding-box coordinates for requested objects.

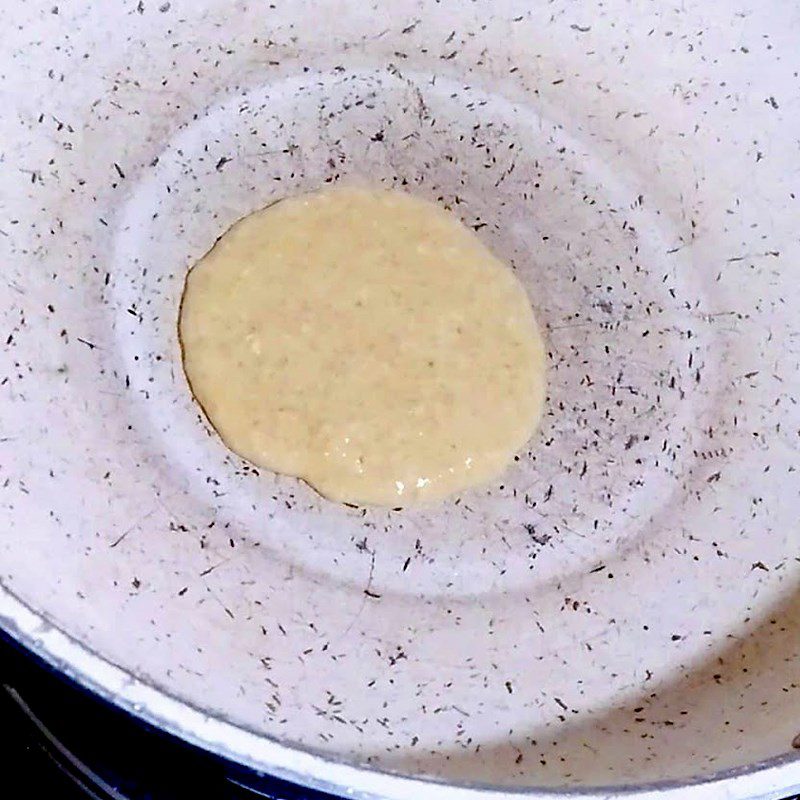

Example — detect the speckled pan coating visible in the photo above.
[0,2,798,799]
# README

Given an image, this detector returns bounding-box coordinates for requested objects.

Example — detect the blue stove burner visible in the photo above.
[0,630,337,799]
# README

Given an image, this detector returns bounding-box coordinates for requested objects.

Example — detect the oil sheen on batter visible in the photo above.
[179,187,546,506]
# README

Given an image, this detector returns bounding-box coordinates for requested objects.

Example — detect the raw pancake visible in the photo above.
[179,187,546,506]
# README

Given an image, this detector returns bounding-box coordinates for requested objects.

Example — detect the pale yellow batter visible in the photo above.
[179,187,546,506]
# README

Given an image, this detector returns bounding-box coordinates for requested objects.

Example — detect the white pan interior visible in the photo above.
[1,1,799,798]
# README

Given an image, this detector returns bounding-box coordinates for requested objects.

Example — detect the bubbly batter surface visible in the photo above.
[179,187,546,505]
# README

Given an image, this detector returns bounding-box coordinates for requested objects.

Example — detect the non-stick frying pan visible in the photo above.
[1,1,798,798]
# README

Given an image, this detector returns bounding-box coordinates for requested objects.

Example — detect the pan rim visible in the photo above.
[0,582,797,800]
